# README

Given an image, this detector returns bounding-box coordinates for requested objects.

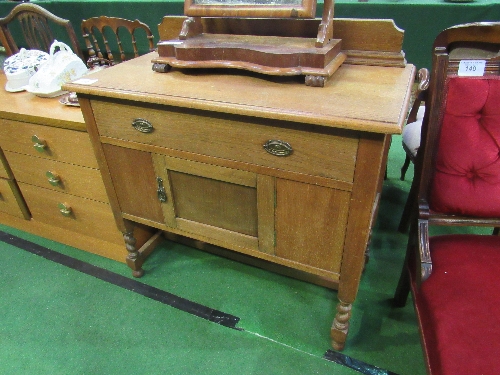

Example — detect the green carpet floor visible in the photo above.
[0,134,426,375]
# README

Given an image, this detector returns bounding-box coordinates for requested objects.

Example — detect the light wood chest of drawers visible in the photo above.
[0,149,29,219]
[0,74,147,262]
[66,51,415,350]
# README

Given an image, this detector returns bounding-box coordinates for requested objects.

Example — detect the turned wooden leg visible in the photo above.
[331,300,352,350]
[124,230,145,278]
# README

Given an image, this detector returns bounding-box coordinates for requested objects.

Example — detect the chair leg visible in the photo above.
[393,244,412,308]
[400,154,411,181]
[398,177,417,233]
[393,265,410,307]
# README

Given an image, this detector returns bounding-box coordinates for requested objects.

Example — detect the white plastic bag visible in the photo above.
[26,40,88,97]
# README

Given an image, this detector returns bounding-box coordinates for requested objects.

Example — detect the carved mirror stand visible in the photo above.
[152,0,345,86]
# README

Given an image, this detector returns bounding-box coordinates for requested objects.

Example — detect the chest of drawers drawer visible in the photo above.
[0,120,99,169]
[18,182,122,242]
[4,151,108,203]
[0,177,29,219]
[0,151,12,179]
[91,100,359,183]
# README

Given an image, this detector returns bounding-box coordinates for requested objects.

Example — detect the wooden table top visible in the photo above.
[0,74,85,131]
[65,52,415,135]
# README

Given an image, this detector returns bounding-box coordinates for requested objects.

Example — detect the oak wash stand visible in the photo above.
[152,0,345,87]
[65,17,415,350]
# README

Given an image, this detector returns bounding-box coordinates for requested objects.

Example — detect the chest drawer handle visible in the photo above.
[58,202,72,217]
[132,118,154,133]
[46,171,61,186]
[32,135,47,152]
[263,140,293,157]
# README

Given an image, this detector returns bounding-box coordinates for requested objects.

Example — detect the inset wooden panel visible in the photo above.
[275,179,349,274]
[170,170,258,236]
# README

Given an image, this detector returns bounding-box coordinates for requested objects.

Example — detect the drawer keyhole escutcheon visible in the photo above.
[32,135,47,152]
[58,202,72,217]
[157,177,167,202]
[132,118,154,133]
[263,140,293,157]
[46,171,61,186]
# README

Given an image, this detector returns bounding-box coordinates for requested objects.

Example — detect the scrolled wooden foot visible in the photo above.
[331,300,352,350]
[305,75,327,87]
[152,63,171,73]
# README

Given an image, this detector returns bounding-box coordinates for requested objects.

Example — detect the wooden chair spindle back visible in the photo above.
[0,3,83,60]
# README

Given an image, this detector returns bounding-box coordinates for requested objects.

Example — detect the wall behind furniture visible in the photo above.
[1,0,499,70]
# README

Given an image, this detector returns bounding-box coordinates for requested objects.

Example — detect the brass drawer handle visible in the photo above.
[263,140,293,157]
[132,118,154,133]
[58,202,72,217]
[46,171,61,186]
[32,135,47,152]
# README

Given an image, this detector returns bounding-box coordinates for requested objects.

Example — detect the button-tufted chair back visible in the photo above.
[429,76,500,217]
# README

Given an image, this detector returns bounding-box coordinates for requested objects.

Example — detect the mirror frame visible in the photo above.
[184,0,316,18]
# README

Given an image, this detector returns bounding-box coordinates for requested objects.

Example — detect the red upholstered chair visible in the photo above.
[393,22,500,375]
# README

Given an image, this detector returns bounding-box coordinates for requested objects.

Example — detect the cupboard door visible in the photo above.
[275,179,350,276]
[102,144,165,224]
[153,154,274,252]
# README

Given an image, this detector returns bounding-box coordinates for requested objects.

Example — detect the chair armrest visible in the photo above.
[417,199,433,286]
[407,68,430,123]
